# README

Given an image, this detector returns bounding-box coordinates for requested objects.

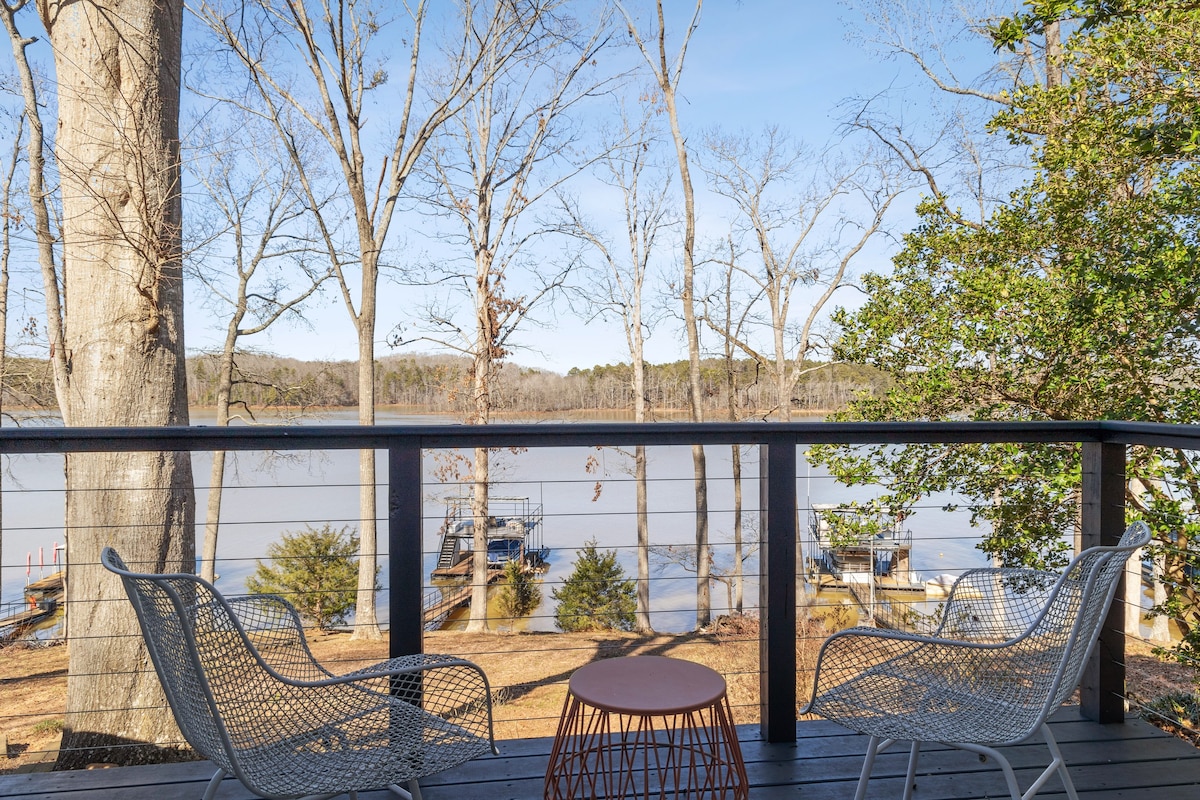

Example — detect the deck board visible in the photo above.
[2,709,1197,800]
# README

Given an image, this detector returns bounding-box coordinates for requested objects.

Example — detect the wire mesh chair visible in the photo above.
[102,547,498,800]
[800,520,1151,800]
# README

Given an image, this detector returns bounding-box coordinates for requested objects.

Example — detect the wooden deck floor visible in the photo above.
[2,709,1198,799]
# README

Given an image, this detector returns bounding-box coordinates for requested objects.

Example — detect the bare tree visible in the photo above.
[405,2,616,631]
[844,0,1062,221]
[617,0,712,629]
[701,128,905,420]
[561,100,671,632]
[188,118,331,584]
[702,235,760,611]
[195,0,539,639]
[0,112,18,607]
[2,1,65,414]
[35,0,196,765]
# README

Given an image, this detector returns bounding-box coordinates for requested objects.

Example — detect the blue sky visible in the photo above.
[184,1,1004,374]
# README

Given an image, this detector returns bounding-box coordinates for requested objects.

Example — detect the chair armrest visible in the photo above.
[222,594,334,682]
[289,655,493,721]
[326,654,498,752]
[326,656,491,710]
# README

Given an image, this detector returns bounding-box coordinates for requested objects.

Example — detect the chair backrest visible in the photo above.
[926,521,1148,736]
[945,521,1149,722]
[101,547,302,769]
[1039,521,1150,709]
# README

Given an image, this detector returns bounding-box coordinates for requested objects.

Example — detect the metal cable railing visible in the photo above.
[1,421,1197,771]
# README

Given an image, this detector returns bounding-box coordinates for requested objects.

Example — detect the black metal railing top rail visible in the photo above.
[1,419,1199,453]
[3,418,1197,745]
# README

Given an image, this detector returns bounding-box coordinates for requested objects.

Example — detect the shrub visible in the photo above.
[497,558,542,623]
[1141,690,1200,745]
[246,524,374,630]
[552,539,636,632]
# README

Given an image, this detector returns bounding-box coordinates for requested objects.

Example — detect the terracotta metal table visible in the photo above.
[544,655,749,800]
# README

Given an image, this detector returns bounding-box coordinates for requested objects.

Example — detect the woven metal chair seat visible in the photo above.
[103,548,497,800]
[802,521,1150,800]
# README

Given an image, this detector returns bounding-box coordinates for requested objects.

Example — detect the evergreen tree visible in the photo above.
[247,524,373,630]
[813,1,1200,664]
[552,539,637,632]
[497,559,542,623]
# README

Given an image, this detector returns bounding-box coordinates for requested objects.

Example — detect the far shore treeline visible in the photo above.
[0,353,886,416]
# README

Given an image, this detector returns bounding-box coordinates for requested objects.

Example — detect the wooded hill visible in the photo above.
[0,353,886,416]
[187,353,886,416]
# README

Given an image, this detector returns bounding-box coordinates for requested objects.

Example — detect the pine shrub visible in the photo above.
[246,524,373,630]
[497,558,542,622]
[552,539,636,632]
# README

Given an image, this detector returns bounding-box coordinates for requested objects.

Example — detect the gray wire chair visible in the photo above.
[102,547,498,800]
[801,520,1151,800]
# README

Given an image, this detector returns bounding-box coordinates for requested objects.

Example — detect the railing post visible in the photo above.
[759,438,797,743]
[1080,440,1126,723]
[389,442,424,659]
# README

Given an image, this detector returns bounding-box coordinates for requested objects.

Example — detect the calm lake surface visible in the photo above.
[0,411,990,632]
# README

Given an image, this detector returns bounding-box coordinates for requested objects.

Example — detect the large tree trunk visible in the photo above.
[43,0,196,767]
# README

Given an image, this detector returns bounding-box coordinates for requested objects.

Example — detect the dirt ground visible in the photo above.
[2,618,1195,774]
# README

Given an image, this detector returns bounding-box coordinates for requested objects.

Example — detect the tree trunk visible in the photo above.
[352,298,381,639]
[632,308,652,632]
[731,444,743,613]
[467,254,494,632]
[42,0,196,766]
[651,0,710,629]
[634,444,651,631]
[200,323,238,584]
[0,117,13,607]
[1151,553,1171,644]
[1,5,68,418]
[672,115,710,626]
[1125,546,1142,636]
[468,445,491,632]
[201,450,226,584]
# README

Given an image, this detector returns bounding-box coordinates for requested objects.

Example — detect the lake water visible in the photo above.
[0,411,991,632]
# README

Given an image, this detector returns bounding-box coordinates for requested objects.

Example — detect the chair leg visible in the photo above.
[201,768,226,800]
[387,780,422,800]
[1041,723,1080,800]
[854,736,883,800]
[954,724,1079,800]
[957,742,1024,800]
[902,741,921,800]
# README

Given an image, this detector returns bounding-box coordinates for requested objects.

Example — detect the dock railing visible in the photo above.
[1,419,1197,752]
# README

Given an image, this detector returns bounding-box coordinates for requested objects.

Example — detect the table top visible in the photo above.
[567,656,727,715]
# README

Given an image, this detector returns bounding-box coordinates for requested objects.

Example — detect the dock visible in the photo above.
[430,558,509,580]
[422,571,507,630]
[0,571,64,644]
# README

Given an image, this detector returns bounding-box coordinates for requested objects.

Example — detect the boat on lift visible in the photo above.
[431,495,549,579]
[806,503,923,591]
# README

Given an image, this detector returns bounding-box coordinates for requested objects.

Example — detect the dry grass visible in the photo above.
[2,614,1195,775]
[0,621,770,773]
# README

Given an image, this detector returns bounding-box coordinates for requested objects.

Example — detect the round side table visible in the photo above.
[544,655,749,800]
